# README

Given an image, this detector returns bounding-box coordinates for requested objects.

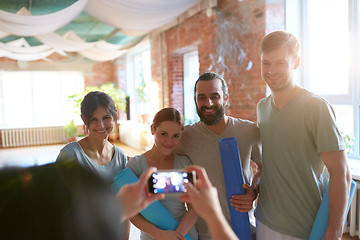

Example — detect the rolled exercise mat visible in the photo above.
[308,179,356,240]
[218,137,252,240]
[111,167,193,240]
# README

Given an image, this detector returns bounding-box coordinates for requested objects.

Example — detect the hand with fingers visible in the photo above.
[179,165,239,240]
[230,183,257,213]
[178,165,221,220]
[116,167,165,221]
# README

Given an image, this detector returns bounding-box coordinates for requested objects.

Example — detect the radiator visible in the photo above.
[0,127,67,148]
[344,180,360,237]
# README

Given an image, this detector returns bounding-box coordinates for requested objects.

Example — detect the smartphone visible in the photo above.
[148,169,196,194]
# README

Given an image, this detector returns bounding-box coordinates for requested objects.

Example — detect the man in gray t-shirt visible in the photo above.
[177,72,262,240]
[255,31,351,239]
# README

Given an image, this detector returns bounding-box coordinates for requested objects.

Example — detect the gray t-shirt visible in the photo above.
[255,88,345,239]
[56,142,127,184]
[126,153,198,240]
[177,117,262,240]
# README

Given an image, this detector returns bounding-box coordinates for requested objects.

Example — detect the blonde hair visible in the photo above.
[260,31,301,59]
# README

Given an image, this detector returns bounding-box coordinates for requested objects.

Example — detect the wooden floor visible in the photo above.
[0,141,143,168]
[343,233,359,240]
[0,142,358,240]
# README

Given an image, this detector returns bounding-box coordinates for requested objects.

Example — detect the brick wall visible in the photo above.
[151,7,218,114]
[84,61,117,88]
[168,54,184,113]
[151,0,285,123]
[150,32,168,108]
[115,56,127,90]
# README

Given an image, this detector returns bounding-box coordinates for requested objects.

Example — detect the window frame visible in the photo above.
[125,40,153,123]
[183,50,200,125]
[286,0,360,159]
[0,71,84,129]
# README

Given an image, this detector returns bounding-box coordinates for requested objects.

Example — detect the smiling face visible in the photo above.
[83,106,115,140]
[195,78,228,125]
[261,46,300,93]
[151,121,182,155]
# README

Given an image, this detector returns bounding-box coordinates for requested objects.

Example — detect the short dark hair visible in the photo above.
[152,107,184,130]
[194,72,229,99]
[81,91,117,126]
[0,162,123,240]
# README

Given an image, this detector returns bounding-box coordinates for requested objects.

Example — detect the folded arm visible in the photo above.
[176,205,198,237]
[130,214,185,240]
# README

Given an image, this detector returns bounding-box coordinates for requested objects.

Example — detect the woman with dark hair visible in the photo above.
[56,91,127,184]
[126,107,199,240]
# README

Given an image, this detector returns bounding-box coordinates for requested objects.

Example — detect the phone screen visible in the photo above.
[148,170,194,194]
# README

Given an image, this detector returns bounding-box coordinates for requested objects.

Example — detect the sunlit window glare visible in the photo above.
[307,0,349,95]
[288,0,359,158]
[0,71,84,128]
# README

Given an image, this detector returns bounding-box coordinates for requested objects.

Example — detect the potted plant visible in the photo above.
[341,131,354,155]
[68,82,127,115]
[64,120,77,142]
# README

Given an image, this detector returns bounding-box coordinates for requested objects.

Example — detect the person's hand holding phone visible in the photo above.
[179,165,238,240]
[178,165,221,220]
[116,167,165,221]
[148,170,196,194]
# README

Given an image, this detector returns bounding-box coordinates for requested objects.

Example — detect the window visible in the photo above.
[126,42,156,123]
[286,0,360,159]
[0,71,84,128]
[183,50,200,125]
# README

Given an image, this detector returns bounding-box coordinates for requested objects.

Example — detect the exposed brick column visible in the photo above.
[150,32,169,109]
[168,54,184,113]
[164,9,217,115]
[84,61,117,87]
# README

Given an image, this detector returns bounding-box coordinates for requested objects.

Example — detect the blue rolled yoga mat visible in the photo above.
[308,179,356,240]
[111,167,193,240]
[218,137,252,240]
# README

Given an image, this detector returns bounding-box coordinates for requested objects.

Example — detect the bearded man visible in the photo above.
[177,72,262,240]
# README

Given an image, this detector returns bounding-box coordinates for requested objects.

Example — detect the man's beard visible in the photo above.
[196,104,225,125]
